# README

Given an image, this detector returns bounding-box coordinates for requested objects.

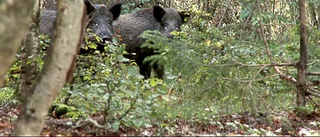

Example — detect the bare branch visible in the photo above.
[249,65,268,86]
[222,74,280,83]
[118,97,138,121]
[307,72,320,76]
[211,61,295,68]
[255,0,300,87]
[274,66,297,84]
[232,60,296,67]
[308,80,320,86]
[307,87,320,98]
[256,0,274,63]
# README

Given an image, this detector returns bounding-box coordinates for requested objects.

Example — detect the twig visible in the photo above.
[307,87,320,98]
[256,0,298,85]
[217,0,232,28]
[249,65,268,86]
[308,80,320,86]
[210,61,295,68]
[118,97,138,121]
[256,0,274,63]
[275,66,297,84]
[222,74,280,83]
[0,103,8,110]
[307,96,319,111]
[307,72,320,76]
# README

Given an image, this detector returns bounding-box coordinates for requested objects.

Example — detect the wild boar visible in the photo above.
[39,0,121,54]
[113,6,189,79]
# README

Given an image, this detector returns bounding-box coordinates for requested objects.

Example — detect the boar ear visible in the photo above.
[109,3,121,20]
[179,11,190,24]
[153,6,166,22]
[84,0,95,15]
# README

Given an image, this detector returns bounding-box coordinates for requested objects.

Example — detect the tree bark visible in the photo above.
[0,0,34,87]
[19,0,43,99]
[12,0,86,135]
[296,0,307,107]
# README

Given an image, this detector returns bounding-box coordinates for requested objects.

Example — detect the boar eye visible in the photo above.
[175,24,180,30]
[163,23,168,30]
[95,22,99,27]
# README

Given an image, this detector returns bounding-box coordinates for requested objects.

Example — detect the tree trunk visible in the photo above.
[19,0,43,99]
[296,0,307,107]
[0,0,34,87]
[12,0,86,135]
[309,2,319,29]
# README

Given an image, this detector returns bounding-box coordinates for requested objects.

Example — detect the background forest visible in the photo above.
[1,0,320,136]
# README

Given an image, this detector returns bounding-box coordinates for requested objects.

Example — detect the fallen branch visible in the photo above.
[44,115,105,129]
[45,118,74,126]
[72,117,105,129]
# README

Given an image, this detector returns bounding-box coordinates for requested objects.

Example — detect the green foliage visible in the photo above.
[53,39,170,129]
[120,0,155,14]
[140,30,170,66]
[0,87,19,105]
[135,2,305,117]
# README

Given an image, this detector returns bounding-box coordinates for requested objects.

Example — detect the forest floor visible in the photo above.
[1,104,320,136]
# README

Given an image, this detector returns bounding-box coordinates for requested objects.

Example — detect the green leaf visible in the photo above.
[111,121,120,131]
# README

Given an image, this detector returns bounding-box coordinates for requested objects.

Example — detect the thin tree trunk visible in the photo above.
[19,0,43,99]
[12,0,86,135]
[296,0,307,107]
[309,2,319,29]
[0,0,34,87]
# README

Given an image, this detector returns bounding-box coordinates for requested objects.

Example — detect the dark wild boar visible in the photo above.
[39,0,121,54]
[113,6,189,79]
[40,10,56,36]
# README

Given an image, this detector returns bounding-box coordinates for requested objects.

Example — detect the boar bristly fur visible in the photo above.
[39,0,121,54]
[114,6,189,79]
